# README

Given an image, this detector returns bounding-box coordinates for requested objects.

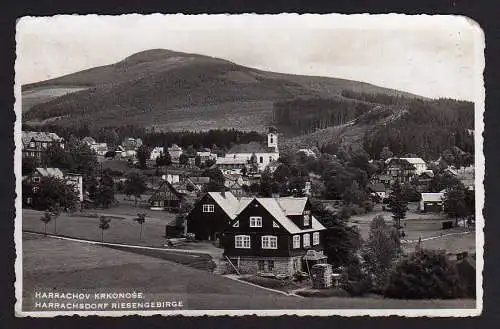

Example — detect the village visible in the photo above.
[21,125,476,308]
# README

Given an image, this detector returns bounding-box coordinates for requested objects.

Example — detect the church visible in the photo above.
[217,128,279,172]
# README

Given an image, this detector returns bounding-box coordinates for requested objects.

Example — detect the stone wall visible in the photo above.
[227,256,303,276]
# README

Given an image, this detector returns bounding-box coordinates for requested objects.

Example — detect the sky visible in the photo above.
[15,14,482,101]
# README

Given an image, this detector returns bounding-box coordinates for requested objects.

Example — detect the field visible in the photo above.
[22,234,476,311]
[22,86,87,113]
[23,208,174,247]
[349,208,476,255]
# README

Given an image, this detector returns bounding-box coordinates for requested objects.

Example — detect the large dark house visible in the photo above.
[221,196,327,276]
[186,191,244,240]
[148,180,184,212]
[22,131,64,162]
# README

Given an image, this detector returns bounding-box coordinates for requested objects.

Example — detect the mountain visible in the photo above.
[22,49,420,132]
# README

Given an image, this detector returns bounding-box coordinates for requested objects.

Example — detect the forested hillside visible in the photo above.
[278,91,474,161]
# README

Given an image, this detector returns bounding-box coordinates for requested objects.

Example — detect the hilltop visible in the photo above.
[23,48,418,131]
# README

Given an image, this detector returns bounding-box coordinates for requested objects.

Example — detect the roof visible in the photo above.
[168,144,182,151]
[208,192,241,219]
[22,131,63,145]
[227,141,275,154]
[251,198,326,234]
[421,193,444,202]
[189,176,210,184]
[35,167,64,178]
[400,157,426,165]
[368,183,386,192]
[216,157,248,165]
[82,137,96,144]
[275,197,308,216]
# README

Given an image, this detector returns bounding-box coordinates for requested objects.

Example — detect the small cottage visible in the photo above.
[419,192,444,213]
[148,180,184,212]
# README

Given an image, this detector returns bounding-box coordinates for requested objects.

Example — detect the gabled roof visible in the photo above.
[149,180,184,201]
[421,192,444,202]
[244,198,325,234]
[216,157,248,165]
[275,197,308,216]
[399,157,426,165]
[35,167,64,178]
[227,141,275,154]
[22,131,63,145]
[207,192,241,219]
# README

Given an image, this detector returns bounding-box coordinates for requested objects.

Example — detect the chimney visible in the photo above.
[221,189,226,198]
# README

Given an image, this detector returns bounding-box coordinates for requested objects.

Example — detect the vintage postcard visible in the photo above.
[14,14,484,317]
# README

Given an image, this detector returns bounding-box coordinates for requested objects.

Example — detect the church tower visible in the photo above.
[267,127,278,153]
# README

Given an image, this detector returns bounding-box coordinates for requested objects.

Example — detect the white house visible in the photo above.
[297,148,317,158]
[168,144,183,160]
[65,173,84,202]
[150,147,164,161]
[196,149,217,162]
[219,130,279,172]
[399,157,427,175]
[90,143,108,156]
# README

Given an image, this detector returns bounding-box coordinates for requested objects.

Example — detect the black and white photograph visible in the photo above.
[14,14,484,317]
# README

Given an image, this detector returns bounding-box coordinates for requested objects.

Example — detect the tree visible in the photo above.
[30,176,78,212]
[384,249,464,299]
[124,172,147,207]
[22,157,38,176]
[194,155,202,168]
[98,216,111,243]
[443,183,469,226]
[204,168,225,192]
[42,144,74,170]
[134,213,146,241]
[310,200,361,268]
[342,181,368,205]
[95,169,115,208]
[179,153,189,166]
[39,211,52,235]
[136,145,150,169]
[387,181,408,236]
[49,204,61,234]
[156,152,171,167]
[362,215,400,291]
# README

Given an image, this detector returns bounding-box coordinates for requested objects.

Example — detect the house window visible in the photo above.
[154,201,159,207]
[32,177,40,183]
[29,142,35,148]
[261,235,278,249]
[259,156,263,164]
[270,136,274,144]
[303,214,310,226]
[313,232,320,245]
[233,221,239,227]
[32,186,39,193]
[293,235,300,249]
[26,197,32,205]
[42,142,47,148]
[273,221,279,228]
[235,235,251,248]
[249,216,262,227]
[303,233,311,248]
[267,260,274,272]
[258,260,265,272]
[202,204,214,213]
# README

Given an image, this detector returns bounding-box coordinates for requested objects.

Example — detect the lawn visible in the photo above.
[349,208,476,255]
[23,208,173,247]
[22,234,476,312]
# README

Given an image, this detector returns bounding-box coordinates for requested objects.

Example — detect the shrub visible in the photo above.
[342,280,372,297]
[384,249,465,299]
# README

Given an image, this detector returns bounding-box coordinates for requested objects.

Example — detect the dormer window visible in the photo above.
[233,221,239,227]
[29,142,35,148]
[273,221,279,228]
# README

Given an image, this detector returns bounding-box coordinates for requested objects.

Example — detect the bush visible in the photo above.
[384,249,465,299]
[342,280,372,297]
